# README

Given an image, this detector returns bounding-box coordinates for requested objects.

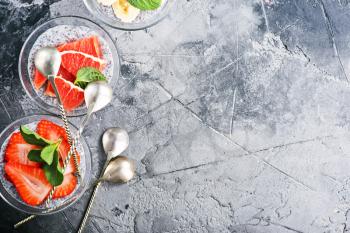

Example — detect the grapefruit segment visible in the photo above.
[57,36,105,76]
[45,66,76,97]
[33,68,47,90]
[57,36,103,58]
[59,52,105,76]
[54,76,85,111]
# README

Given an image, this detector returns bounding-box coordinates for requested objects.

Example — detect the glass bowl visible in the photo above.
[19,16,120,117]
[83,0,175,30]
[0,115,92,215]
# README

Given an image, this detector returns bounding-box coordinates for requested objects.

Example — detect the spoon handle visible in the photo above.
[48,75,81,177]
[77,181,102,233]
[13,199,70,228]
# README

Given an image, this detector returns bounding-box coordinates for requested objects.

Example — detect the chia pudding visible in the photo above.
[27,25,114,113]
[0,120,86,210]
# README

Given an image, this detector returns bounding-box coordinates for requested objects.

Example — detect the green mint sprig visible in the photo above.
[128,0,162,10]
[43,150,64,187]
[74,67,107,89]
[20,126,52,146]
[21,126,64,186]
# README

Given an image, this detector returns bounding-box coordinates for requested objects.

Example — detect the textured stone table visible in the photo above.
[2,0,350,232]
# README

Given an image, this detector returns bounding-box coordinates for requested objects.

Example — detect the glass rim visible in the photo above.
[83,0,175,31]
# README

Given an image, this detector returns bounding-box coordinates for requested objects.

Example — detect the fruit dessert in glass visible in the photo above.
[0,115,91,214]
[84,0,174,30]
[19,16,120,116]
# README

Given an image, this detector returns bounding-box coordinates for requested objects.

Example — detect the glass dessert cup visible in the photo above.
[19,16,120,117]
[0,115,92,215]
[83,0,175,31]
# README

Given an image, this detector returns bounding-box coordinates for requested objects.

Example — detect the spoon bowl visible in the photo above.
[85,81,113,113]
[34,47,61,77]
[100,156,135,183]
[102,128,129,158]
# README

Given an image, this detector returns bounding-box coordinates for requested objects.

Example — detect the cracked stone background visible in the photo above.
[2,0,350,232]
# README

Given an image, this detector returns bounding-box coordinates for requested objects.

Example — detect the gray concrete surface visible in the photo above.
[1,0,350,232]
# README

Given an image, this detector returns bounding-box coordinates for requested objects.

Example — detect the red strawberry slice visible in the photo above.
[58,140,80,175]
[5,162,51,206]
[57,36,106,76]
[33,68,47,90]
[52,173,77,199]
[54,76,85,111]
[45,66,76,97]
[5,132,41,167]
[36,120,80,174]
[37,119,68,142]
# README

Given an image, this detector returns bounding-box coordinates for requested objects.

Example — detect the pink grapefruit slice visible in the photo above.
[33,68,47,90]
[45,66,76,97]
[54,76,85,112]
[57,36,106,76]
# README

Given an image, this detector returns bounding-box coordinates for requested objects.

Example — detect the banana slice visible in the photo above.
[97,0,116,6]
[112,0,140,23]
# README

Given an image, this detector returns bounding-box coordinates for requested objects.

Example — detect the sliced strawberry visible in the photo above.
[36,120,80,174]
[52,173,77,199]
[5,132,41,167]
[33,68,47,90]
[36,119,68,142]
[5,162,51,206]
[58,140,80,175]
[45,66,76,97]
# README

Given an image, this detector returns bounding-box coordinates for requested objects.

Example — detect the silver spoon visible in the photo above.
[77,128,131,233]
[34,47,80,176]
[14,82,114,229]
[77,81,113,138]
[66,80,113,177]
[61,80,114,197]
[99,156,135,183]
[14,48,80,229]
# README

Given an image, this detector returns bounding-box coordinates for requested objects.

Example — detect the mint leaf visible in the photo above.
[28,149,44,163]
[74,67,107,89]
[43,150,64,186]
[20,126,51,146]
[128,0,161,10]
[40,142,60,165]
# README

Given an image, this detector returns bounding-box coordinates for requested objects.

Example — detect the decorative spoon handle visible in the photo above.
[77,156,111,233]
[77,181,102,233]
[47,75,81,176]
[14,191,76,229]
[59,103,81,176]
[13,215,36,229]
[43,76,80,208]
